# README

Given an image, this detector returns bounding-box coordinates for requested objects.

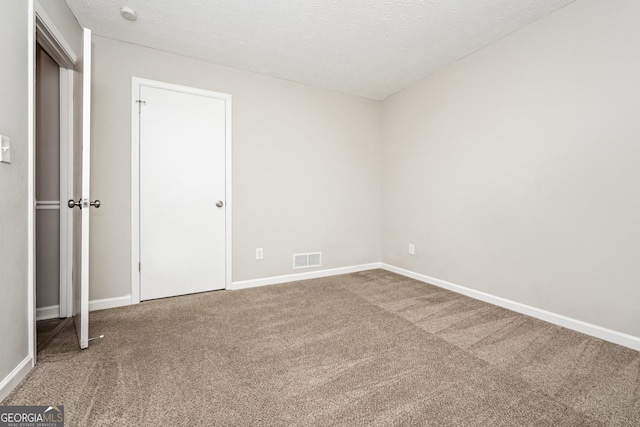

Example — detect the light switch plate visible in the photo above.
[0,135,11,164]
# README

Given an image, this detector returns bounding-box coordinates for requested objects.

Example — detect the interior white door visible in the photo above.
[139,83,227,301]
[71,28,92,349]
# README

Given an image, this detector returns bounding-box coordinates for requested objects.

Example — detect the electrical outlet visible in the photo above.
[408,244,415,255]
[256,248,264,260]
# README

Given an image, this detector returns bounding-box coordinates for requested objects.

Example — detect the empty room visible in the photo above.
[1,0,638,425]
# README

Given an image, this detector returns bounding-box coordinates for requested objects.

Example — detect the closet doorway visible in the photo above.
[34,39,73,350]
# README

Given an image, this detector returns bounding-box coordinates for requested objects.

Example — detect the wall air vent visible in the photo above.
[293,252,322,270]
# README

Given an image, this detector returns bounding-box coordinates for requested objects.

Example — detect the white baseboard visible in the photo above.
[36,305,60,321]
[230,263,382,290]
[381,263,640,351]
[36,297,132,320]
[89,295,132,312]
[0,356,33,403]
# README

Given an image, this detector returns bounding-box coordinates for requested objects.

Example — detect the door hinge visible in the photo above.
[138,262,141,272]
[136,100,146,113]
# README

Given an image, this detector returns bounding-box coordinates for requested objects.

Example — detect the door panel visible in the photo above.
[71,28,91,349]
[139,85,226,301]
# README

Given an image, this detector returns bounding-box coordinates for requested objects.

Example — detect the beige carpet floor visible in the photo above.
[4,270,639,426]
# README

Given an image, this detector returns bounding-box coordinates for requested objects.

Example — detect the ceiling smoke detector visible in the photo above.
[120,6,137,22]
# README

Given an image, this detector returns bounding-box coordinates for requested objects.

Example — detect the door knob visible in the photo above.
[216,201,224,208]
[68,199,101,209]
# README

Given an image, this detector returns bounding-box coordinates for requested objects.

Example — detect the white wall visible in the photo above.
[381,0,640,337]
[37,0,81,57]
[90,36,381,300]
[0,0,32,399]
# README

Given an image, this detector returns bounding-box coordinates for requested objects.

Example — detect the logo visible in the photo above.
[0,406,64,427]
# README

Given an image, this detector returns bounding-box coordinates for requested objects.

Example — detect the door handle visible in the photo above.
[216,201,224,208]
[68,199,101,209]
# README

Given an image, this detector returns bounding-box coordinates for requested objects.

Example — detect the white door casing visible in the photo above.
[71,28,92,349]
[131,78,232,302]
[59,68,74,319]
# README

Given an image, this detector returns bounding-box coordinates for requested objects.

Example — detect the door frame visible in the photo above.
[35,4,76,320]
[30,2,77,360]
[130,77,233,304]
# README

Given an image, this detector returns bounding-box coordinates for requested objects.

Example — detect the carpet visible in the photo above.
[4,270,639,426]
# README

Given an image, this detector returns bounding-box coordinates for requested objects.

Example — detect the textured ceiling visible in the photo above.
[65,0,576,100]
